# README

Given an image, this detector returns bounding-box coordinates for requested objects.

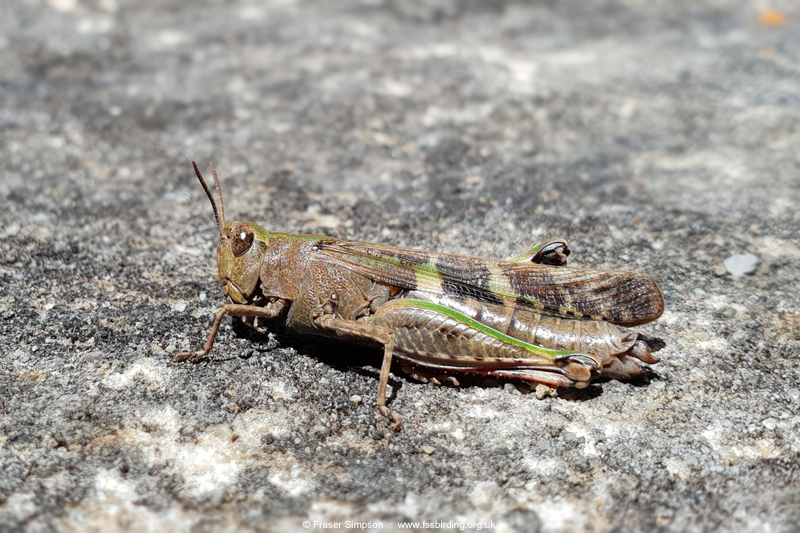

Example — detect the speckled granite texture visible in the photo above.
[1,1,799,531]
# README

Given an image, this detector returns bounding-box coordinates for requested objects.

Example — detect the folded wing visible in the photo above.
[316,241,664,326]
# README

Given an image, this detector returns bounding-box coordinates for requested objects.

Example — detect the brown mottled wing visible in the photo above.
[315,241,664,326]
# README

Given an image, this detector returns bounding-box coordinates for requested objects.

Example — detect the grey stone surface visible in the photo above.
[1,1,799,531]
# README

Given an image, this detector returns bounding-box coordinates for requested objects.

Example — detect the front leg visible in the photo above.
[313,313,401,430]
[509,238,570,266]
[173,300,288,363]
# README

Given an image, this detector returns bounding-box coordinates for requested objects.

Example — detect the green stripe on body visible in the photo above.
[397,298,578,358]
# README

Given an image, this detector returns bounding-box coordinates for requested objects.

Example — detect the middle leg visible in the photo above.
[313,314,402,430]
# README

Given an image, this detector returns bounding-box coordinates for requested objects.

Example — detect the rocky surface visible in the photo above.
[1,1,799,531]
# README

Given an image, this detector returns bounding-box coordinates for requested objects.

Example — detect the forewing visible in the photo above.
[316,241,664,326]
[495,260,664,325]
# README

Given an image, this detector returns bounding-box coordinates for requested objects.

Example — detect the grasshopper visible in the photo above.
[175,162,664,429]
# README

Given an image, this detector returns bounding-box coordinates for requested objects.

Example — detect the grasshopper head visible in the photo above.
[217,221,268,304]
[192,162,269,305]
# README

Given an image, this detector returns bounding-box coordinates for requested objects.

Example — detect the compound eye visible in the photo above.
[231,225,254,257]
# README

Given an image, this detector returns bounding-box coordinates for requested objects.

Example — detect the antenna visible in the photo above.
[192,161,224,237]
[209,161,226,228]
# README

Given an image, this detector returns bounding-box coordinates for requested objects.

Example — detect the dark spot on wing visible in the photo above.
[435,255,504,305]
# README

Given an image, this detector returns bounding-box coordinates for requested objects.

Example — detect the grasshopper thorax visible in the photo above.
[192,161,269,305]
